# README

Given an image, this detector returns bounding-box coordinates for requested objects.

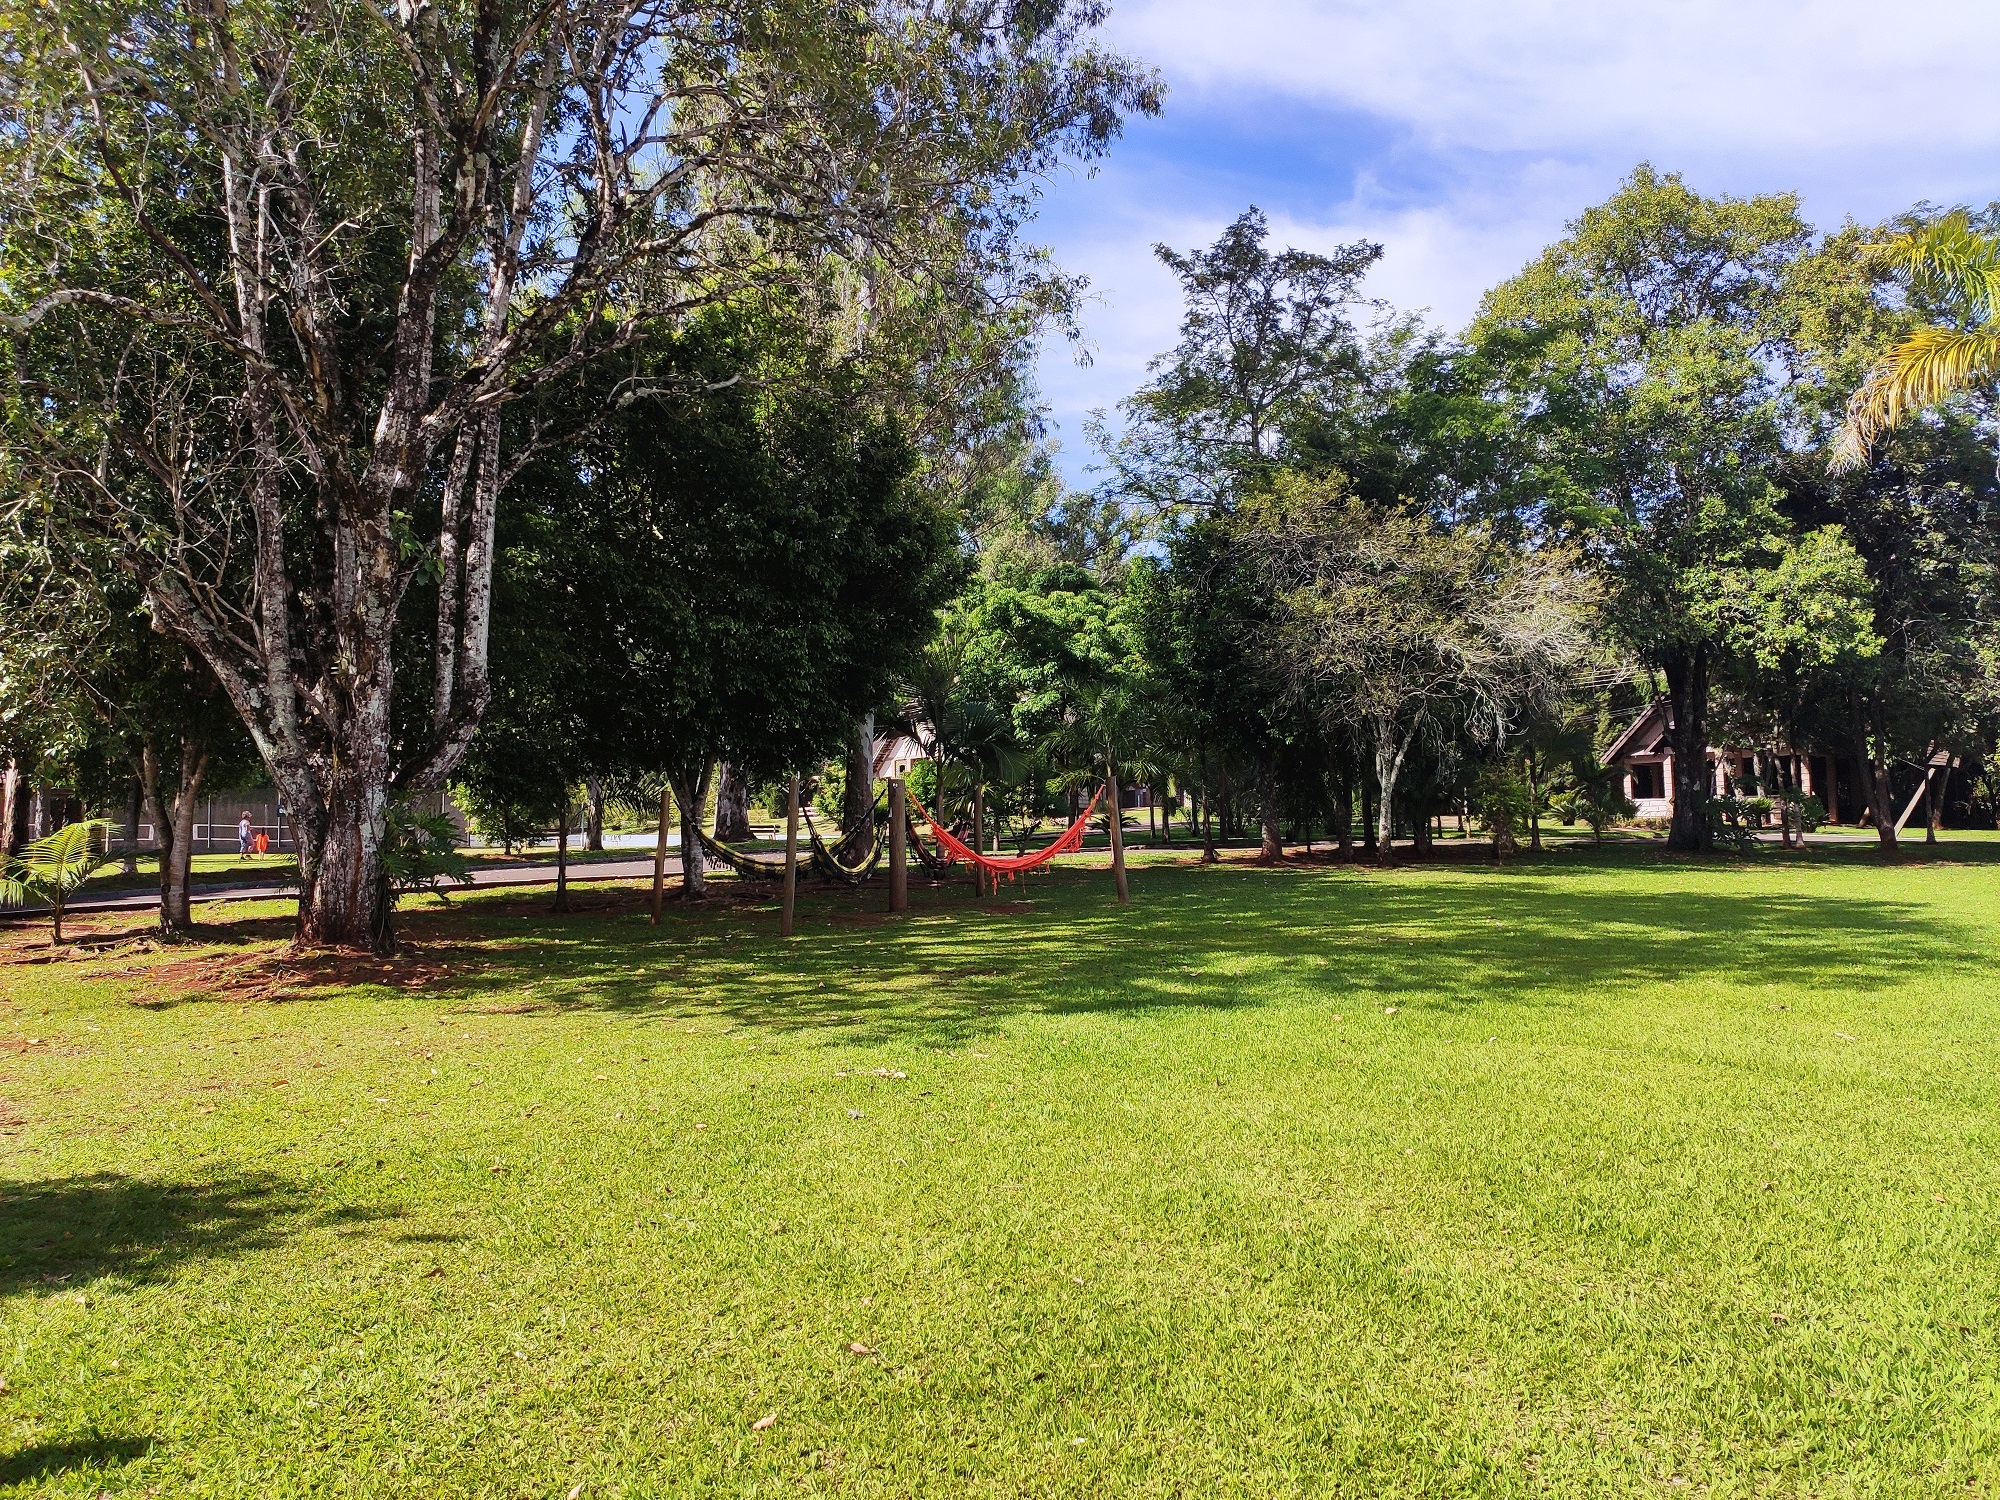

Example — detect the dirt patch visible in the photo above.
[110,943,492,1008]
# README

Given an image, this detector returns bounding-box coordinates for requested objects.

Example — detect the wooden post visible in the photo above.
[1108,768,1130,904]
[781,774,800,937]
[971,782,986,899]
[888,778,907,913]
[649,783,671,925]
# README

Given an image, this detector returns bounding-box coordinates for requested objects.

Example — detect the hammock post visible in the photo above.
[888,779,908,912]
[1108,769,1130,904]
[649,783,671,925]
[781,774,800,937]
[972,783,987,899]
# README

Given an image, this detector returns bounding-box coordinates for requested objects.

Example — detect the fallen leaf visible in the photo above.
[1834,1032,1857,1042]
[693,1122,708,1131]
[846,1109,863,1120]
[1383,1007,1397,1016]
[847,1341,876,1355]
[1770,1312,1788,1324]
[872,1068,907,1080]
[567,1484,585,1500]
[751,1412,777,1431]
[1935,1194,1948,1203]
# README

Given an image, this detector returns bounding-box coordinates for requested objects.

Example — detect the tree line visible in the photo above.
[3,19,1995,953]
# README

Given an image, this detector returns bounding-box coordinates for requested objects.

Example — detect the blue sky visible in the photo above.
[1028,0,2000,486]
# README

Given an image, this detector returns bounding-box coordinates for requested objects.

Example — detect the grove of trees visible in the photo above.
[6,28,1998,960]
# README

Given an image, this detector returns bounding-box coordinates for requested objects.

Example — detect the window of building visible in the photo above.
[1629,763,1664,800]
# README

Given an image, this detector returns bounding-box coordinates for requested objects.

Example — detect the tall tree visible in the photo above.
[1238,473,1596,863]
[1474,166,1812,850]
[1107,208,1380,515]
[0,0,1156,949]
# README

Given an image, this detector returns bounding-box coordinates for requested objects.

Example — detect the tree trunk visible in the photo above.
[1331,773,1351,856]
[1526,754,1543,853]
[714,763,754,842]
[0,759,17,859]
[144,739,208,940]
[1361,781,1378,854]
[122,773,144,876]
[676,763,717,899]
[584,777,605,852]
[553,802,571,913]
[1371,715,1411,867]
[650,783,671,925]
[1925,759,1940,844]
[1108,763,1130,903]
[1849,688,1896,850]
[1257,755,1282,862]
[842,713,877,846]
[1662,648,1713,852]
[781,774,800,937]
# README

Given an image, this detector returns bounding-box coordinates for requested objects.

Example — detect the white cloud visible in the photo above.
[1107,0,2000,164]
[1032,0,2000,482]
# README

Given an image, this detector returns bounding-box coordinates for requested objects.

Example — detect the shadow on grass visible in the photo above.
[308,851,1991,1048]
[0,1171,310,1296]
[0,1434,151,1486]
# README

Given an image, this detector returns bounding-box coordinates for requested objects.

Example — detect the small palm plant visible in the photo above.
[0,819,113,945]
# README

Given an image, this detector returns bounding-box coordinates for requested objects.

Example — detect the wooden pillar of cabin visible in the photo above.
[889,779,908,914]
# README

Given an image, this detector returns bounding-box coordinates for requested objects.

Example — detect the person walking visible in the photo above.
[237,811,253,858]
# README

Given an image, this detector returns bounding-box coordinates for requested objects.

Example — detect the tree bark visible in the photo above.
[1370,715,1411,867]
[714,763,754,842]
[675,763,718,899]
[122,773,144,876]
[1108,763,1130,903]
[1662,647,1713,852]
[842,713,877,848]
[0,759,17,859]
[143,738,208,939]
[1331,772,1351,856]
[1526,753,1543,853]
[584,777,605,852]
[553,800,571,913]
[1849,688,1896,850]
[1257,754,1282,862]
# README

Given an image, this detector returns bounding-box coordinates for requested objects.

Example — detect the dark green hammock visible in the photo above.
[693,802,882,884]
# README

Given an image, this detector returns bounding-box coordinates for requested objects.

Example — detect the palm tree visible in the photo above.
[1834,211,2000,471]
[1,819,112,945]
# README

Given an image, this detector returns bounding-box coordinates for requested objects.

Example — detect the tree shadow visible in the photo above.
[370,855,1984,1049]
[0,1171,311,1296]
[0,1435,152,1485]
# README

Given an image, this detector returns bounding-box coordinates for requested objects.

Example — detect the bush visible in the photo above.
[1473,764,1532,859]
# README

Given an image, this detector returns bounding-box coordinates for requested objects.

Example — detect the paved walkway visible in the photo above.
[6,854,684,920]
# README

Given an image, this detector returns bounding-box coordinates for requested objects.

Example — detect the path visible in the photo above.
[6,854,685,921]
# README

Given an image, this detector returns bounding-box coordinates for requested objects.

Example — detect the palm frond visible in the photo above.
[1833,324,2000,470]
[1866,212,2000,322]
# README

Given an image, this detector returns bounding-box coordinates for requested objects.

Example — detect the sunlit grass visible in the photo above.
[4,841,1998,1495]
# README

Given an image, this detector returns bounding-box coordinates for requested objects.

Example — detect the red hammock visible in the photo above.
[907,787,1105,879]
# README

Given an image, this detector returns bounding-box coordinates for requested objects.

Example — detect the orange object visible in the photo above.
[907,786,1104,877]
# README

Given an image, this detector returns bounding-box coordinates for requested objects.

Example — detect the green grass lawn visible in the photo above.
[4,843,1999,1496]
